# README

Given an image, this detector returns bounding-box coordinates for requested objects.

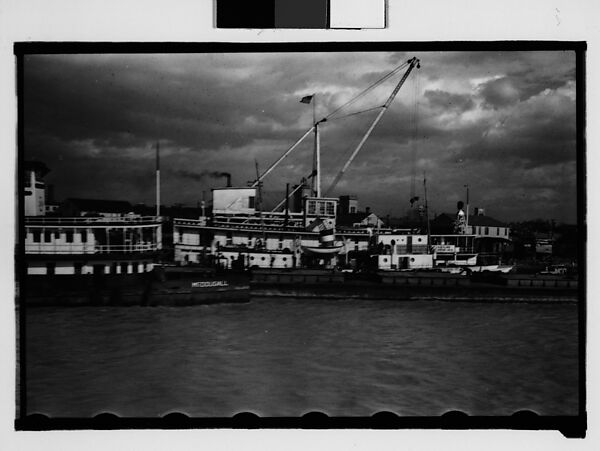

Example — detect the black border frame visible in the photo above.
[13,41,587,437]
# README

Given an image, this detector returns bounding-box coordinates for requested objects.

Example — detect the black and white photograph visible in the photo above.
[16,44,584,432]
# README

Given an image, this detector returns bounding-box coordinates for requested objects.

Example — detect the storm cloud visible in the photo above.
[22,50,578,223]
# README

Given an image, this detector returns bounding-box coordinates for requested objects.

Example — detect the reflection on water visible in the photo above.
[25,298,579,417]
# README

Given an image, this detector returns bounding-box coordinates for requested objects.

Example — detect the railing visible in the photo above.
[25,243,160,254]
[211,222,306,232]
[25,216,162,226]
[430,234,478,238]
[434,247,476,254]
[376,245,478,256]
[175,218,309,232]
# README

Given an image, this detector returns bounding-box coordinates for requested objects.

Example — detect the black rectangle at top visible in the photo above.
[216,0,276,28]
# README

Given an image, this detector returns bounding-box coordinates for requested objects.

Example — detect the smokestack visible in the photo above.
[222,172,232,187]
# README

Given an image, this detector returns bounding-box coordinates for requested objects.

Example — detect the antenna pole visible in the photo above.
[315,126,321,198]
[464,184,470,232]
[155,141,160,217]
[255,159,266,242]
[424,173,431,251]
[313,94,322,197]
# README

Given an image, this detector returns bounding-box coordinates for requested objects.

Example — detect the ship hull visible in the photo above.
[20,269,250,306]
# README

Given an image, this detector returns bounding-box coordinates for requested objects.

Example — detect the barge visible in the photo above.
[250,269,579,303]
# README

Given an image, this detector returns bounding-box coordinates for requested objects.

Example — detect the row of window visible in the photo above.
[306,200,336,216]
[381,257,417,263]
[386,237,425,245]
[223,233,293,248]
[224,255,290,262]
[474,226,509,236]
[44,261,148,275]
[31,230,87,243]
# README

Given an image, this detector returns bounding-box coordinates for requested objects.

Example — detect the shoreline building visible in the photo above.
[430,207,511,255]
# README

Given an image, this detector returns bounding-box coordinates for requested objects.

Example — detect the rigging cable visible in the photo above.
[326,105,384,122]
[252,60,412,188]
[325,61,410,121]
[409,67,420,207]
[324,57,420,196]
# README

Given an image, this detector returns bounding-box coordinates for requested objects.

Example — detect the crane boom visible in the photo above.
[324,57,420,197]
[251,125,315,187]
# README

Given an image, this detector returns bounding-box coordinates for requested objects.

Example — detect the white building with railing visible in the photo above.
[24,215,162,275]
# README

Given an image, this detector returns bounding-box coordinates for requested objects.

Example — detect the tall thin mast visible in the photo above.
[314,94,321,197]
[155,141,160,217]
[255,159,266,242]
[464,184,470,232]
[424,173,431,251]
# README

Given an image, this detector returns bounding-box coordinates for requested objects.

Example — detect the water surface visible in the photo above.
[25,298,579,417]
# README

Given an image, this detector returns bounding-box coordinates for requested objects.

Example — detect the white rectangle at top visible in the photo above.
[329,0,386,28]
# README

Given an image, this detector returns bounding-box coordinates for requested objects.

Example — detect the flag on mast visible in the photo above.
[300,95,313,104]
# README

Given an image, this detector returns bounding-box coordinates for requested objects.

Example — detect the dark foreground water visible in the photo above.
[24,298,579,417]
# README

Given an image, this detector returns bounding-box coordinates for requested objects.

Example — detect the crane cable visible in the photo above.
[326,105,384,122]
[324,57,420,197]
[325,60,410,122]
[252,60,412,188]
[410,67,420,207]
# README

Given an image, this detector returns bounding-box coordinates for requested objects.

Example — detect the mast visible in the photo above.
[155,141,160,217]
[315,115,321,197]
[424,173,431,251]
[464,184,470,232]
[255,159,266,243]
[311,93,321,197]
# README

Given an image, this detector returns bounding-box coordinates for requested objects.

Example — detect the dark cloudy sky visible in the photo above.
[23,50,577,223]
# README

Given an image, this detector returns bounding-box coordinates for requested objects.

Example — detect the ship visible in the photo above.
[171,57,512,276]
[19,57,513,307]
[19,160,250,306]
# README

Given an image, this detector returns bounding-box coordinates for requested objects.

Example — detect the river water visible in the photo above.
[24,298,579,417]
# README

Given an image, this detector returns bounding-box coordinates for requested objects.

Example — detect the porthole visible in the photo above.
[410,258,415,262]
[417,238,422,242]
[250,256,255,261]
[282,257,287,262]
[383,258,388,262]
[261,257,266,261]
